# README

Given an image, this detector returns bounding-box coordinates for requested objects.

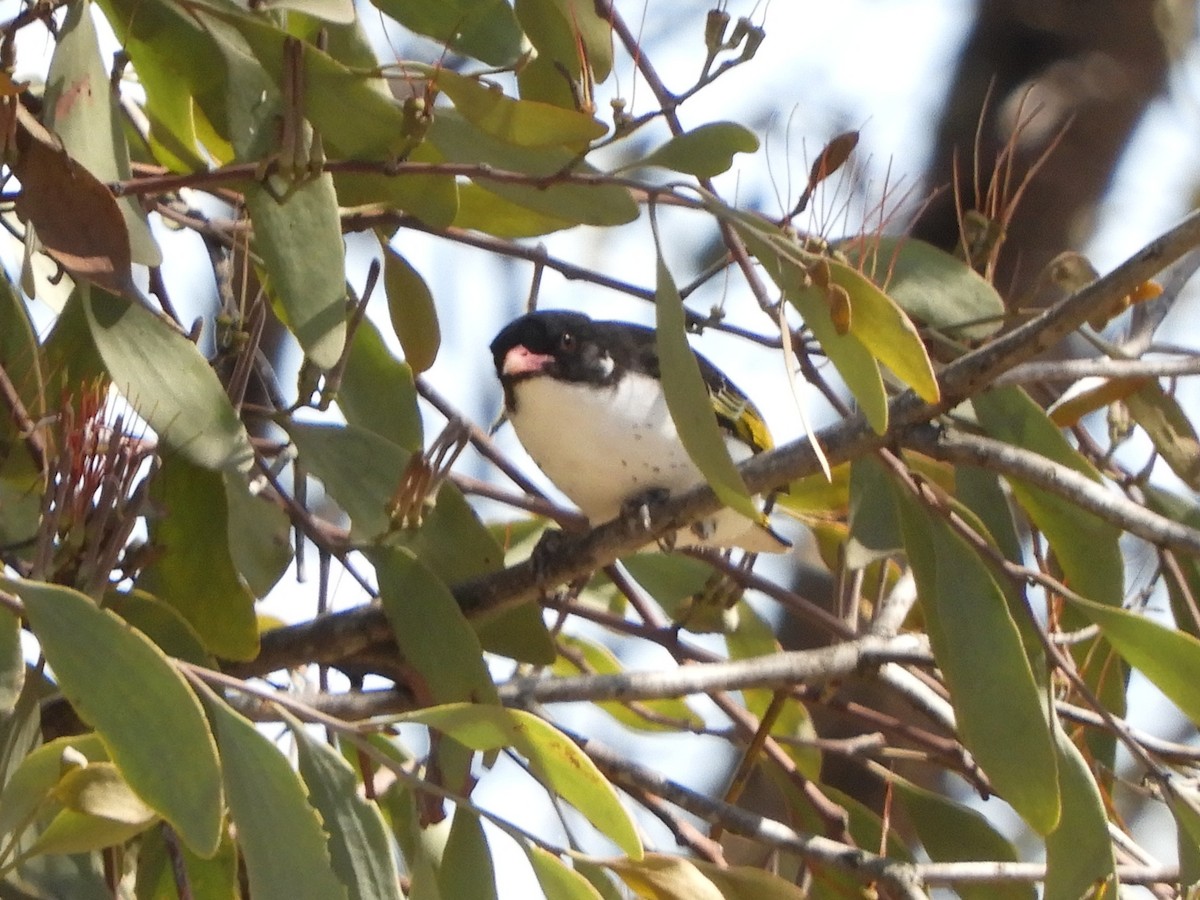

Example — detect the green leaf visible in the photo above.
[892,775,1031,900]
[438,809,497,900]
[286,421,408,540]
[223,469,293,598]
[381,242,441,375]
[46,0,160,267]
[515,0,614,85]
[1044,728,1114,900]
[653,238,759,523]
[437,70,606,147]
[974,387,1127,763]
[1062,592,1200,726]
[526,846,604,900]
[732,218,888,432]
[453,182,577,237]
[1144,486,1200,637]
[472,598,556,665]
[0,733,109,839]
[14,580,223,856]
[428,113,638,227]
[139,453,260,661]
[389,482,507,584]
[0,608,21,714]
[847,455,903,568]
[1167,782,1200,886]
[839,237,1005,341]
[246,176,347,370]
[337,313,424,451]
[369,545,500,706]
[619,553,714,621]
[286,712,404,900]
[200,685,347,899]
[892,490,1061,834]
[395,704,642,858]
[136,825,239,900]
[973,387,1122,607]
[634,122,759,179]
[82,288,253,472]
[826,258,939,403]
[1125,380,1200,489]
[366,0,523,65]
[105,590,215,667]
[335,166,459,230]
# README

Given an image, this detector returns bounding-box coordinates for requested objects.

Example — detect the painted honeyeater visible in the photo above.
[490,310,790,553]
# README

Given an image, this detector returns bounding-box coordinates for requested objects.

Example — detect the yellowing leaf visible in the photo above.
[394,704,642,858]
[15,580,223,856]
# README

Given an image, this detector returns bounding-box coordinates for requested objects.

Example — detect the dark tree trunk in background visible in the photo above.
[912,0,1173,303]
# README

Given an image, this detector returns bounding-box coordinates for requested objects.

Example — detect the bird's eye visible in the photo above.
[559,332,576,352]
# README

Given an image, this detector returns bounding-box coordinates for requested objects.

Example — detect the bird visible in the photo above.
[490,309,790,554]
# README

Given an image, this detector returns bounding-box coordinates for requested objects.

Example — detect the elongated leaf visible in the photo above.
[83,288,253,471]
[690,858,809,900]
[369,546,499,706]
[30,808,155,857]
[653,239,759,522]
[136,826,239,900]
[892,491,1060,834]
[140,453,259,660]
[0,733,108,838]
[395,704,641,858]
[515,0,613,85]
[605,854,724,900]
[438,809,497,900]
[892,776,1030,900]
[973,387,1121,606]
[222,470,293,598]
[246,177,347,370]
[428,113,637,227]
[200,686,347,899]
[14,580,223,855]
[732,219,888,432]
[285,713,403,900]
[527,846,604,900]
[634,122,759,178]
[826,258,939,403]
[1063,592,1200,725]
[839,237,1004,341]
[1125,380,1200,489]
[368,0,523,65]
[847,455,903,568]
[45,0,160,267]
[0,608,21,714]
[1044,728,1114,900]
[381,243,441,376]
[337,312,424,451]
[1168,782,1200,886]
[286,421,408,540]
[437,70,606,147]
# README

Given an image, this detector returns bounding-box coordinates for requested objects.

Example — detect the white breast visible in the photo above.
[508,372,754,528]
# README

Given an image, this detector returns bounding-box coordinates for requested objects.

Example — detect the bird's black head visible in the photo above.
[491,310,634,389]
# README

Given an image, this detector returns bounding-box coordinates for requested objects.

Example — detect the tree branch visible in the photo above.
[242,207,1200,676]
